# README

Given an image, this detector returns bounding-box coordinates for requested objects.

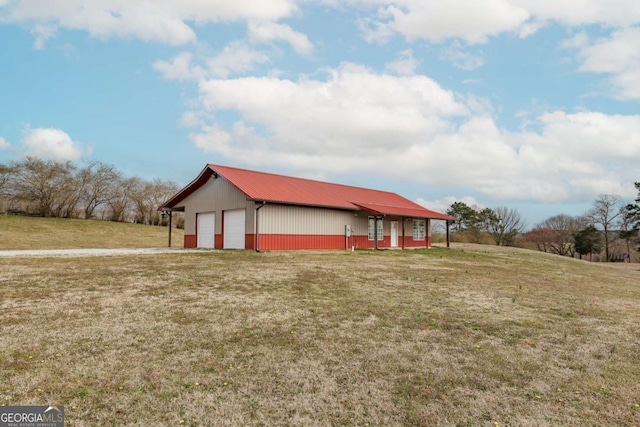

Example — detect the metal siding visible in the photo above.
[184,235,197,248]
[260,204,356,235]
[181,176,254,236]
[258,234,346,250]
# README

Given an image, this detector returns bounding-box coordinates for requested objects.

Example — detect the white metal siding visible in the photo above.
[197,212,215,248]
[181,176,255,235]
[259,204,356,234]
[224,209,246,249]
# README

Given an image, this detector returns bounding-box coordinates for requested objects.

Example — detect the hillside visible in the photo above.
[1,244,639,425]
[0,214,183,250]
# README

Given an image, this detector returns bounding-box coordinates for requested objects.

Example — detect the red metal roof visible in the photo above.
[161,164,456,221]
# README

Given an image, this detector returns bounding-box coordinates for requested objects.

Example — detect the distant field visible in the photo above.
[0,215,183,250]
[1,244,639,426]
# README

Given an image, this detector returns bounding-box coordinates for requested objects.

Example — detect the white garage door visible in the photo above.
[197,212,215,248]
[223,209,245,249]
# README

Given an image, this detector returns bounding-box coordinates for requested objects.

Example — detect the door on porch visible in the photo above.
[390,220,399,248]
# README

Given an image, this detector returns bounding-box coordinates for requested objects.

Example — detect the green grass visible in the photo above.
[1,245,639,426]
[0,215,183,249]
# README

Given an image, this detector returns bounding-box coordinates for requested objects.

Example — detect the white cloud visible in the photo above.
[560,31,589,50]
[187,65,640,203]
[248,20,313,56]
[21,128,90,161]
[416,196,485,214]
[361,0,531,44]
[516,0,640,28]
[154,52,203,81]
[438,41,485,70]
[0,136,11,150]
[154,43,270,81]
[196,63,468,160]
[31,24,56,49]
[4,0,299,46]
[569,27,640,100]
[206,42,271,78]
[353,0,640,44]
[385,49,419,75]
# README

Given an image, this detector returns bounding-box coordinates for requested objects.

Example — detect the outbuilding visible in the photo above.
[160,164,456,251]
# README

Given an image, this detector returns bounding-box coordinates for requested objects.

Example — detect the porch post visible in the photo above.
[374,216,379,250]
[168,211,173,248]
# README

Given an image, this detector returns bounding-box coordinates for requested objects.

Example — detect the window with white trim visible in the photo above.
[413,219,426,241]
[368,217,383,241]
[368,217,375,240]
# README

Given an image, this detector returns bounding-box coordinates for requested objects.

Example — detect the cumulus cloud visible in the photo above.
[206,42,271,78]
[154,43,270,81]
[360,0,530,44]
[248,20,313,56]
[154,52,203,81]
[3,0,299,46]
[355,0,640,44]
[0,136,10,150]
[186,65,639,203]
[21,127,90,161]
[568,26,640,100]
[385,49,419,75]
[416,196,485,214]
[438,41,485,70]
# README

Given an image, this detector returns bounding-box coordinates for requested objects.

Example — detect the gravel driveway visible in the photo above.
[0,248,204,258]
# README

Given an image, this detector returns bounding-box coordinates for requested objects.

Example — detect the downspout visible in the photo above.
[255,201,266,252]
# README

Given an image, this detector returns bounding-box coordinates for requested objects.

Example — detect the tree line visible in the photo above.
[0,157,180,226]
[445,186,640,262]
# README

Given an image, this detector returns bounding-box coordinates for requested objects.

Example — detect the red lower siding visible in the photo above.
[184,234,197,248]
[401,236,432,248]
[185,233,431,250]
[246,234,255,250]
[252,234,346,250]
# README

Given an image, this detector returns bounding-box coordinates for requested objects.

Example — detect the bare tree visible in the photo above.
[524,227,556,253]
[78,161,121,219]
[0,163,15,199]
[106,176,140,222]
[0,164,16,213]
[486,206,526,246]
[130,178,179,225]
[587,194,623,261]
[11,157,80,217]
[528,214,585,256]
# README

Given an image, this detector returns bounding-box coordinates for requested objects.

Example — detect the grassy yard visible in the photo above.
[0,215,182,249]
[1,244,639,426]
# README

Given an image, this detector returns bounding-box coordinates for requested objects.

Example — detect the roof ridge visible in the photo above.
[210,164,399,195]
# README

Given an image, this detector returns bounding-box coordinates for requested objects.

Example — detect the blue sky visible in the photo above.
[1,0,639,227]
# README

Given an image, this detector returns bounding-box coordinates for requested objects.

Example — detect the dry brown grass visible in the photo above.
[1,245,639,426]
[0,215,182,249]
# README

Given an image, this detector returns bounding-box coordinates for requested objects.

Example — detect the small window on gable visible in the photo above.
[413,219,425,241]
